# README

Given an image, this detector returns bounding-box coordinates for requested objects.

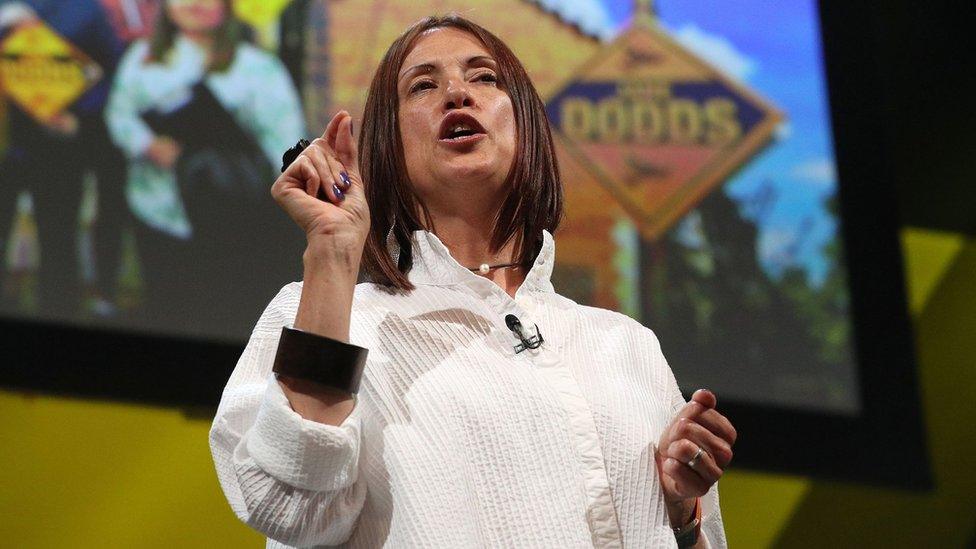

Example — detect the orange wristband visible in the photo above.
[673,497,701,547]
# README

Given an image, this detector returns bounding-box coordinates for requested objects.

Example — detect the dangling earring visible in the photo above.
[386,213,400,267]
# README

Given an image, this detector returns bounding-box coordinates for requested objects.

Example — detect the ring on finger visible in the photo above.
[687,446,705,469]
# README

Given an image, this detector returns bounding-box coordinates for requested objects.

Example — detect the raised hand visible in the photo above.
[271,110,370,268]
[271,111,369,415]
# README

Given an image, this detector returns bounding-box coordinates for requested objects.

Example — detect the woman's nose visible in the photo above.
[443,80,474,110]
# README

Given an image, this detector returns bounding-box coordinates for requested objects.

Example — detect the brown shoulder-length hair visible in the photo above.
[359,14,563,292]
[146,0,245,72]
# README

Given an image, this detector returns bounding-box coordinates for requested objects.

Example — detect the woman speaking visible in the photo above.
[210,14,736,548]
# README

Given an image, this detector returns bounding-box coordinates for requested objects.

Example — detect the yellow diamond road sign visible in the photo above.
[546,20,783,241]
[0,21,102,123]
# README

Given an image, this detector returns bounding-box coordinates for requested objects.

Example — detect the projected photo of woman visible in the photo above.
[210,14,737,548]
[105,0,305,338]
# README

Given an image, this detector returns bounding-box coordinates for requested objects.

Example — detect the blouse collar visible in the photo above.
[407,229,556,293]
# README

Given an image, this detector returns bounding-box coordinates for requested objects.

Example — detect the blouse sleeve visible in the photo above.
[240,47,306,167]
[662,348,729,549]
[209,283,367,547]
[103,40,155,159]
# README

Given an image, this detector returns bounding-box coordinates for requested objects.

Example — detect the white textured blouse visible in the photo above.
[209,229,727,548]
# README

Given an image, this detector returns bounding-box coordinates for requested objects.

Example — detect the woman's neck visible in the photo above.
[427,215,526,299]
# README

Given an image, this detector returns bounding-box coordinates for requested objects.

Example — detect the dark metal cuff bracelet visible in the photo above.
[272,326,368,394]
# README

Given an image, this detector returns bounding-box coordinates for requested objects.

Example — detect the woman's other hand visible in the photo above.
[655,389,736,527]
[146,136,182,170]
[271,110,369,274]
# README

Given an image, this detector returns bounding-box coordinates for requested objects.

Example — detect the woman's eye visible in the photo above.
[409,81,435,93]
[478,73,498,83]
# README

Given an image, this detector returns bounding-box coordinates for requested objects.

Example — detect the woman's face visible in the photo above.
[396,27,517,207]
[166,0,226,34]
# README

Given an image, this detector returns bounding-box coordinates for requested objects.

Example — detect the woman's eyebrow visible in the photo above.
[399,63,435,83]
[399,55,497,83]
[466,55,497,67]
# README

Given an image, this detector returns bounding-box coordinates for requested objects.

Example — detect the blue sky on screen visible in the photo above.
[558,0,840,284]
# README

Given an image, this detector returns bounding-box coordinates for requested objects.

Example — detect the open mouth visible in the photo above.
[438,112,487,143]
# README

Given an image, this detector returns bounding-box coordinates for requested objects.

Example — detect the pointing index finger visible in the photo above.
[331,113,360,183]
[325,110,349,150]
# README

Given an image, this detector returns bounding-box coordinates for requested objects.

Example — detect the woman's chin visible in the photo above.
[436,160,499,184]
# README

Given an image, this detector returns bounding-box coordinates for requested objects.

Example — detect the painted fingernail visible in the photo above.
[333,184,344,201]
[339,171,351,188]
[349,119,354,135]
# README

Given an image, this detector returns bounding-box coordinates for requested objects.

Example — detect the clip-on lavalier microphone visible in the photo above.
[505,314,544,354]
